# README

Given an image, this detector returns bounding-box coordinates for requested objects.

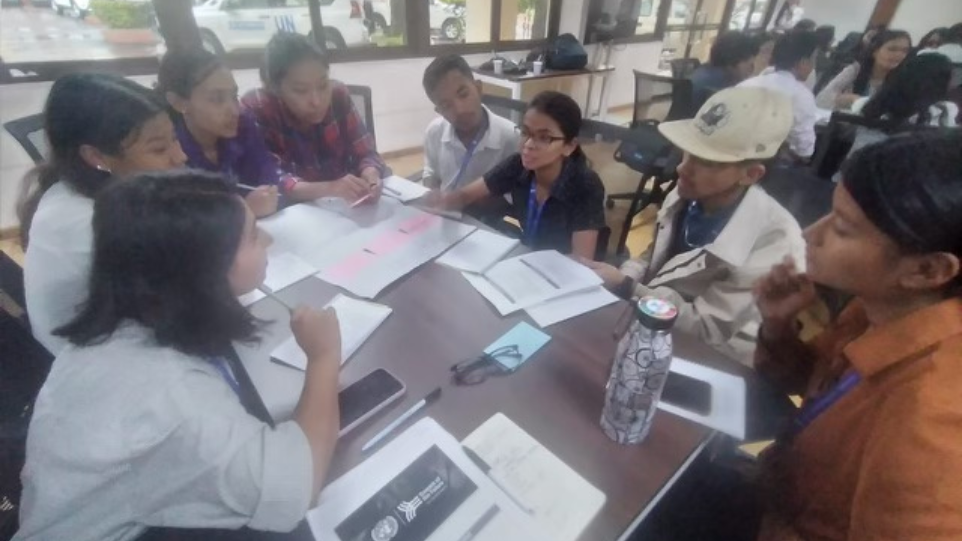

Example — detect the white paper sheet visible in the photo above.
[383,174,431,202]
[263,250,318,293]
[657,357,747,440]
[237,289,266,307]
[461,272,521,316]
[436,230,520,274]
[525,287,620,327]
[258,202,357,264]
[270,295,392,370]
[467,251,603,311]
[308,418,551,541]
[462,414,606,541]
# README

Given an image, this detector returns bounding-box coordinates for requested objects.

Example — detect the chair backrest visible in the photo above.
[631,70,675,126]
[3,113,46,165]
[670,58,701,79]
[0,252,27,327]
[810,111,908,180]
[481,94,528,123]
[664,77,696,122]
[345,84,376,148]
[951,63,962,91]
[759,166,835,229]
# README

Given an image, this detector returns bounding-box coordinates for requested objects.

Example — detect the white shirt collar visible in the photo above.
[440,105,506,150]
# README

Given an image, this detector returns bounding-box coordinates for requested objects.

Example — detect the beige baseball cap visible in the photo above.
[658,86,793,163]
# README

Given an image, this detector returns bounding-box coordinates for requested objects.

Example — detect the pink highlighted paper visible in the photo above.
[397,213,440,235]
[364,230,411,256]
[323,251,378,282]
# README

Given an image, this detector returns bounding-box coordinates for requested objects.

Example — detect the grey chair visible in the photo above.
[346,84,376,148]
[3,113,46,165]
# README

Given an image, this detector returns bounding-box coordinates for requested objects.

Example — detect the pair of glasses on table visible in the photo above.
[451,345,523,386]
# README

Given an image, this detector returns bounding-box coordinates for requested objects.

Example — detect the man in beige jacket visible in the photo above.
[584,87,805,366]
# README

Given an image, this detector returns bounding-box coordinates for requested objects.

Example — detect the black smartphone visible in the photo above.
[338,369,406,437]
[661,371,712,416]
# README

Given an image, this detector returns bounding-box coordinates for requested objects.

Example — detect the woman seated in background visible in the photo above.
[429,91,606,260]
[241,33,390,205]
[753,131,962,540]
[842,53,957,166]
[815,29,911,110]
[157,48,286,217]
[19,73,186,355]
[15,172,342,541]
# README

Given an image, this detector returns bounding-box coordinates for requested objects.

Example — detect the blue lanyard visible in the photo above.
[450,120,487,189]
[213,357,242,399]
[524,183,547,244]
[788,370,862,439]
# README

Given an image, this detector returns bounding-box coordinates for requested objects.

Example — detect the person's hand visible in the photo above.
[424,189,461,210]
[753,257,818,331]
[837,93,861,110]
[331,174,372,203]
[579,257,626,289]
[362,172,382,204]
[291,306,342,367]
[245,186,279,217]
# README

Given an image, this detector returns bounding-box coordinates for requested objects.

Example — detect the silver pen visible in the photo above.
[361,388,442,453]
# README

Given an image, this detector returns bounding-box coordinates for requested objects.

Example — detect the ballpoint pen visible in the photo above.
[361,387,442,453]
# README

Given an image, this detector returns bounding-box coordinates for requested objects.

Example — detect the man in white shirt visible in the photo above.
[739,31,827,160]
[421,54,521,192]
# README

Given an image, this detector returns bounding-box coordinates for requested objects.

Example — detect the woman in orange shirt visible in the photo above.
[753,130,962,540]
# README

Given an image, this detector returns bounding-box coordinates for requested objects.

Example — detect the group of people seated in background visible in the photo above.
[690,21,961,167]
[9,18,962,541]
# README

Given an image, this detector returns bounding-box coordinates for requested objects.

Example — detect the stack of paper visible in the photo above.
[436,229,520,274]
[463,413,606,541]
[382,174,431,203]
[463,250,603,315]
[308,417,551,541]
[271,294,393,370]
[524,287,620,327]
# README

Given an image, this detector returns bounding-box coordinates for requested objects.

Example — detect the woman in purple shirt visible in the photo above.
[158,49,287,217]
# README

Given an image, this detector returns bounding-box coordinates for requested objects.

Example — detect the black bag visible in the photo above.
[545,33,588,71]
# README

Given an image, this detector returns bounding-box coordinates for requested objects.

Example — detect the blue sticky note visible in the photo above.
[485,322,551,371]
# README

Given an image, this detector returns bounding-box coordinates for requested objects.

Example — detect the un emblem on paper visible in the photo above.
[370,516,399,541]
[695,103,731,136]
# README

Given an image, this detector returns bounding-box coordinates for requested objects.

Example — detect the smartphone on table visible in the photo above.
[338,368,405,437]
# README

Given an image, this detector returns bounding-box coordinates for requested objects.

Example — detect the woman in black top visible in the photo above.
[429,91,606,259]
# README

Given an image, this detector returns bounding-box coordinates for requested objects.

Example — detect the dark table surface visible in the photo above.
[237,237,790,541]
[472,65,615,83]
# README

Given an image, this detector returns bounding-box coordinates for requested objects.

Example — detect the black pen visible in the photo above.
[361,388,442,453]
[457,505,500,541]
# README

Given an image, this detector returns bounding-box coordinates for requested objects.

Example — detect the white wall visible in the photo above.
[890,0,962,42]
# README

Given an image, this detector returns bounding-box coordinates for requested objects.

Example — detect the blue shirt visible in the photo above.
[690,66,738,112]
[670,198,741,257]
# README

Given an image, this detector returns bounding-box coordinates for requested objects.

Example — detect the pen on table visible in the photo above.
[462,446,535,515]
[236,183,281,196]
[350,192,374,208]
[361,387,442,453]
[456,505,500,541]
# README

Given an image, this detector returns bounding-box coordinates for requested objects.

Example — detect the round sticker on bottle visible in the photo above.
[639,297,678,322]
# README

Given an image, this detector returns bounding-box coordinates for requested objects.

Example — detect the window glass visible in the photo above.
[501,0,553,42]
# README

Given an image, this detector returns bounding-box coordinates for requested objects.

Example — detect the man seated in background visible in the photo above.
[921,22,962,62]
[739,31,824,161]
[421,54,520,192]
[689,32,759,112]
[582,87,805,366]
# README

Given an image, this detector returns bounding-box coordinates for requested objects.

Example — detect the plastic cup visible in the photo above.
[493,58,504,75]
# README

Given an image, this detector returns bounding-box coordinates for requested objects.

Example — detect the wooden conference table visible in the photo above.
[236,212,773,541]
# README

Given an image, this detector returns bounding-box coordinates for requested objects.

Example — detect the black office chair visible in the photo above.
[669,57,701,79]
[630,70,696,127]
[810,111,911,180]
[0,251,53,539]
[759,166,834,229]
[3,113,46,165]
[346,84,376,148]
[480,93,528,123]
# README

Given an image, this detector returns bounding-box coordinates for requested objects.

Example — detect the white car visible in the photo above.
[365,0,463,40]
[193,0,370,55]
[52,0,90,18]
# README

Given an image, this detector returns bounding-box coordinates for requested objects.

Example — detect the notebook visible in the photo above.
[462,413,606,541]
[383,175,431,203]
[271,294,392,369]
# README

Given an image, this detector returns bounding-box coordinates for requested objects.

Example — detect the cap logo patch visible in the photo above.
[695,103,730,136]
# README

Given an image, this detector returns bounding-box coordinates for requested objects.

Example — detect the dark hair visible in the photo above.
[771,31,819,71]
[945,23,962,45]
[262,32,329,88]
[156,48,224,99]
[527,91,584,159]
[793,19,817,33]
[919,27,948,49]
[842,131,962,295]
[17,73,168,247]
[422,54,474,97]
[709,31,759,68]
[852,29,912,95]
[814,25,836,50]
[862,53,953,126]
[56,170,259,357]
